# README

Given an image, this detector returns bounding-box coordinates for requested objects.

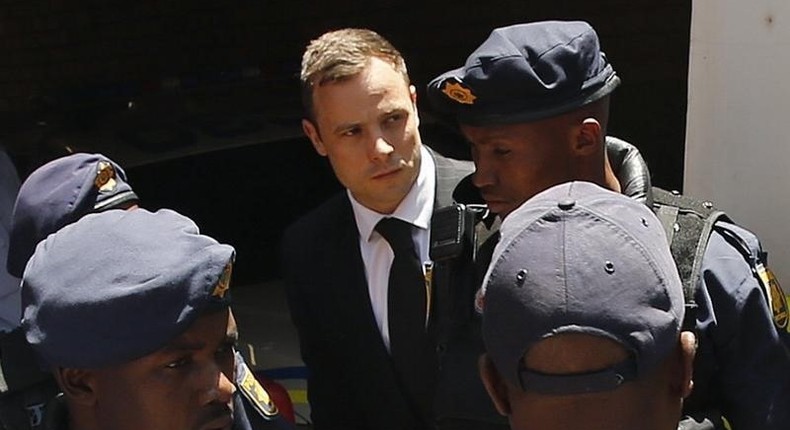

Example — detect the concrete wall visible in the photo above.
[686,1,790,285]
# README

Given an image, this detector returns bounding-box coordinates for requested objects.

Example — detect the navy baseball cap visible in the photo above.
[21,209,235,368]
[427,21,620,126]
[482,182,684,395]
[7,153,138,278]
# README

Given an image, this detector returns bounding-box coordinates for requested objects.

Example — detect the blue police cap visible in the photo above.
[427,21,620,126]
[21,209,235,368]
[7,153,138,278]
[482,182,683,395]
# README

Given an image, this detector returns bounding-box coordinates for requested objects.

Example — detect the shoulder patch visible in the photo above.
[757,264,789,332]
[237,360,279,419]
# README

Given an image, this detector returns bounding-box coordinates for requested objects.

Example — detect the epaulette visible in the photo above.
[236,358,279,420]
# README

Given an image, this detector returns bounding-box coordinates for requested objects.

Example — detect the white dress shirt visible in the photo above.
[348,146,436,350]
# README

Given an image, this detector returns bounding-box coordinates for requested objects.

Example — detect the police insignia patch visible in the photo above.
[238,360,279,418]
[442,79,477,105]
[757,264,789,331]
[212,263,232,299]
[94,161,117,192]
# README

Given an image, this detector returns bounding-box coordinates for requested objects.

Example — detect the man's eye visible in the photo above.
[217,342,236,356]
[493,148,511,156]
[341,127,361,137]
[384,113,404,124]
[165,357,190,369]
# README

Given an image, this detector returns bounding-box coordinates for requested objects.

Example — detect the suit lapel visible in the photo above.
[331,196,385,342]
[429,148,475,209]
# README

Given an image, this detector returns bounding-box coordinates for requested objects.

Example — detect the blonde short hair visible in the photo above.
[300,28,410,120]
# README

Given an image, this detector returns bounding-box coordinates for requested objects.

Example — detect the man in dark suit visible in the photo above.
[282,29,473,430]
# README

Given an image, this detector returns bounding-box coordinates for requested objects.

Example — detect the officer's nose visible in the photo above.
[199,364,236,406]
[471,160,496,189]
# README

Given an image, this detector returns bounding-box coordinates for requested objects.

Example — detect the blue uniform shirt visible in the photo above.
[691,221,790,429]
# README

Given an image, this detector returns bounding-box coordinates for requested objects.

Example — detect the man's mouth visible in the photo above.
[481,196,513,217]
[481,194,507,206]
[372,167,402,179]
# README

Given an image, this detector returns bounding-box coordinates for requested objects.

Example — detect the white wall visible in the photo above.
[686,1,790,287]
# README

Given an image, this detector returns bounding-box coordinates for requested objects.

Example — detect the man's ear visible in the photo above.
[409,84,420,127]
[302,119,328,156]
[53,367,98,407]
[672,331,697,398]
[479,354,512,416]
[572,118,602,156]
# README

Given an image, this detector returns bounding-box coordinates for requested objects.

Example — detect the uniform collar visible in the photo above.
[42,393,69,430]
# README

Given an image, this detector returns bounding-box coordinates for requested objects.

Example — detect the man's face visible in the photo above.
[303,56,422,214]
[91,309,238,430]
[461,116,579,219]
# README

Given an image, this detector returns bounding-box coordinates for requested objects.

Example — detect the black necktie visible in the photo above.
[375,217,435,424]
[375,217,427,356]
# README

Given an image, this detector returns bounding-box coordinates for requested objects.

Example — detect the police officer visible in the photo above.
[2,153,289,430]
[480,181,696,430]
[20,208,291,430]
[427,21,790,429]
[1,153,138,430]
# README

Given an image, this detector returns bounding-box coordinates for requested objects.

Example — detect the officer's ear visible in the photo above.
[53,367,98,406]
[673,331,697,398]
[572,118,602,156]
[479,353,512,416]
[302,119,328,157]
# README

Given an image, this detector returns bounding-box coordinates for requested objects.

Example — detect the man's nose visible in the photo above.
[199,364,236,406]
[471,160,496,189]
[368,133,395,162]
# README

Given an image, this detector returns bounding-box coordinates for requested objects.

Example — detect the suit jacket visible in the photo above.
[281,149,473,430]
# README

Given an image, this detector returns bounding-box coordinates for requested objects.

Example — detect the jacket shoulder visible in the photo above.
[283,192,349,243]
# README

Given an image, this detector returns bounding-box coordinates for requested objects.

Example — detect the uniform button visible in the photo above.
[558,199,576,210]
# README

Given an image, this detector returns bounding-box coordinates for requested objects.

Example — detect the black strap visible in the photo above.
[652,188,728,330]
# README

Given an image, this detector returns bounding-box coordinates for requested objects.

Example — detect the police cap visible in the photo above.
[7,153,138,278]
[21,209,235,368]
[482,182,684,395]
[427,21,620,126]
